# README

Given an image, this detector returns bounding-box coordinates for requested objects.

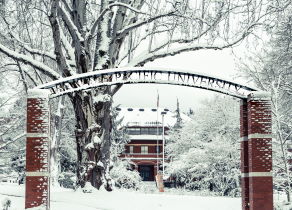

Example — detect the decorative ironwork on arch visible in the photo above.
[36,67,258,99]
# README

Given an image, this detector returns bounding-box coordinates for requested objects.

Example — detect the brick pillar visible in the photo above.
[25,89,51,210]
[240,99,249,210]
[247,92,273,210]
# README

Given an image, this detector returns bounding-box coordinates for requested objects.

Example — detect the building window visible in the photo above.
[148,127,163,135]
[129,146,134,154]
[141,146,148,154]
[127,127,140,135]
[140,127,149,135]
[126,127,164,135]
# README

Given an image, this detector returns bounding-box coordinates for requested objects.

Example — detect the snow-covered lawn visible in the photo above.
[0,183,241,210]
[2,182,291,210]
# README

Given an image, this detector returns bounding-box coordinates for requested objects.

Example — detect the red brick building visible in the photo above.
[117,107,189,181]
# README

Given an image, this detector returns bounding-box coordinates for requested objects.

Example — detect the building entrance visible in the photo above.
[138,165,154,181]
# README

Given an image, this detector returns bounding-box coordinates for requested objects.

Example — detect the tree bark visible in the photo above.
[50,96,65,186]
[72,86,113,190]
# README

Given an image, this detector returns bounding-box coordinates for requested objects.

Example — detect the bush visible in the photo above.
[1,198,11,210]
[58,172,76,189]
[274,201,292,210]
[110,160,142,190]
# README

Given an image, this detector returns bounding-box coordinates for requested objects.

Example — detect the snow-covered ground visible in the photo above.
[0,183,241,210]
[1,183,290,210]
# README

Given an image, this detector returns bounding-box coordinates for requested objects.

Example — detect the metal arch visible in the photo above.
[35,67,259,99]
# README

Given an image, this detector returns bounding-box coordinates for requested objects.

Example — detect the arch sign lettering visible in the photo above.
[25,67,273,210]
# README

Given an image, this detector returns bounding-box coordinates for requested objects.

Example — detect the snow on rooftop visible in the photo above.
[116,107,190,127]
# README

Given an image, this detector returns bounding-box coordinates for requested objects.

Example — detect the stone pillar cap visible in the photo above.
[28,89,51,98]
[248,91,271,100]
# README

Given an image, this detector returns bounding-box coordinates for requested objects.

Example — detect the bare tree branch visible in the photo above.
[58,3,84,42]
[61,0,73,14]
[117,28,173,65]
[114,11,176,42]
[128,22,259,67]
[49,0,75,77]
[0,43,60,80]
[16,60,28,93]
[87,2,148,42]
[59,28,76,62]
[0,133,25,151]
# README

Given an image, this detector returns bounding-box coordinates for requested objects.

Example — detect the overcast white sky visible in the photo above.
[114,48,245,112]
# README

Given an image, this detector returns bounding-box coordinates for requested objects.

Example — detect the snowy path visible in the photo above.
[0,183,241,210]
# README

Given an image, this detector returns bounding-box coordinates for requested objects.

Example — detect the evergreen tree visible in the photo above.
[174,98,182,129]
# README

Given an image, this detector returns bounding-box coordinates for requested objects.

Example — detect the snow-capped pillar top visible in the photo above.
[28,89,51,98]
[247,91,271,101]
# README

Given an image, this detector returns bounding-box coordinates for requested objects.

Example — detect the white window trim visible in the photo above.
[141,146,148,154]
[129,146,134,154]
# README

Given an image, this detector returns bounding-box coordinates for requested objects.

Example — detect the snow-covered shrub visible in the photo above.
[110,106,141,189]
[111,160,142,189]
[58,172,76,189]
[166,97,240,196]
[1,198,11,210]
[274,201,292,210]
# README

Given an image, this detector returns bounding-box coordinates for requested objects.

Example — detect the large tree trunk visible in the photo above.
[57,0,114,191]
[72,86,113,191]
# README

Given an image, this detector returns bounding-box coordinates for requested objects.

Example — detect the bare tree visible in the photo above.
[0,0,280,190]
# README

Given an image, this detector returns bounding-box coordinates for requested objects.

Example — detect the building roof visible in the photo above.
[116,107,191,127]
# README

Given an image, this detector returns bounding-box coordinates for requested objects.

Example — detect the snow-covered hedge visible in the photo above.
[58,172,76,189]
[110,160,142,190]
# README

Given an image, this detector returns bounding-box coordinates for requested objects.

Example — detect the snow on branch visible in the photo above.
[0,43,61,80]
[61,0,73,13]
[22,45,56,61]
[118,28,174,65]
[50,0,76,77]
[0,92,19,108]
[128,23,258,67]
[0,133,25,151]
[87,2,148,41]
[3,24,56,61]
[127,44,221,67]
[58,4,84,42]
[147,13,225,54]
[60,28,76,62]
[115,11,176,41]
